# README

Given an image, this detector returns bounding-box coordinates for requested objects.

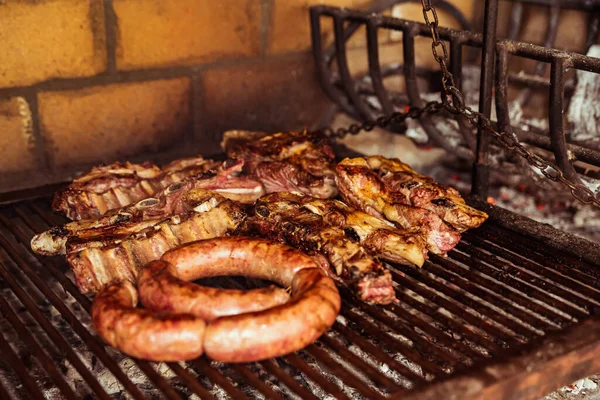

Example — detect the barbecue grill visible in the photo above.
[2,0,600,399]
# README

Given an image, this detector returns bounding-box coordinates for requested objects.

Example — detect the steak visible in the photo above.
[295,195,428,267]
[53,156,221,220]
[221,130,338,198]
[336,157,462,255]
[240,192,396,305]
[365,156,488,231]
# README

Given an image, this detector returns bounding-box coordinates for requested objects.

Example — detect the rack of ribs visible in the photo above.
[33,160,265,257]
[221,129,338,198]
[53,156,221,220]
[64,190,245,294]
[239,192,396,305]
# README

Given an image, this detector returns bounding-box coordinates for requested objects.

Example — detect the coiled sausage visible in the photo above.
[138,260,290,321]
[93,238,341,363]
[90,280,206,361]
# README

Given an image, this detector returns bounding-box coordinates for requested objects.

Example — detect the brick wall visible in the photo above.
[0,0,481,194]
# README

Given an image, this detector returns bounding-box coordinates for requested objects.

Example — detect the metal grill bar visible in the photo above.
[466,233,600,303]
[0,248,113,400]
[0,294,78,400]
[2,196,600,399]
[0,329,45,399]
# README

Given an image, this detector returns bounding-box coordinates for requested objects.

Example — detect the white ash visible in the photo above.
[567,45,600,143]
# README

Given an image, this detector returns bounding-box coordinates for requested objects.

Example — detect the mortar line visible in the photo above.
[103,0,118,73]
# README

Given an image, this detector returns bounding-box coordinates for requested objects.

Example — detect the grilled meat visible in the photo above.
[32,160,264,256]
[221,130,338,198]
[53,156,221,220]
[336,158,462,255]
[66,190,246,294]
[240,192,395,305]
[296,195,428,267]
[364,156,488,231]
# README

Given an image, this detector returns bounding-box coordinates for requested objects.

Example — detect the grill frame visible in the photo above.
[1,186,600,399]
[310,1,600,200]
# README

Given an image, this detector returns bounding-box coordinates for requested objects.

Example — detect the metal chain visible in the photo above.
[322,0,600,207]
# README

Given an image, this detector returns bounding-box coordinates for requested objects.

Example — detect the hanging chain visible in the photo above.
[322,0,600,207]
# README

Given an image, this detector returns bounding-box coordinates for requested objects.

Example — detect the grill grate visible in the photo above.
[1,198,600,399]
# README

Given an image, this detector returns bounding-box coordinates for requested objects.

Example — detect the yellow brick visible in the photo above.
[39,78,191,168]
[0,97,37,173]
[114,0,261,70]
[267,0,373,55]
[0,0,106,88]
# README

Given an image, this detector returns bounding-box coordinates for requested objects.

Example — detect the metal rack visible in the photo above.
[1,195,600,399]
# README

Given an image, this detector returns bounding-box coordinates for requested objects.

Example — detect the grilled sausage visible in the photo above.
[91,280,205,361]
[138,260,290,321]
[204,267,340,363]
[156,237,341,362]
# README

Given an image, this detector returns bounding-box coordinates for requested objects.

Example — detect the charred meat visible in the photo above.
[53,156,221,220]
[221,130,338,198]
[66,190,246,294]
[364,156,488,231]
[296,195,428,267]
[32,160,264,256]
[336,157,462,255]
[240,192,396,305]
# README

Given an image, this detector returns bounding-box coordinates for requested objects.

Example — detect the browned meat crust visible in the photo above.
[32,160,263,256]
[336,158,463,255]
[53,156,221,220]
[92,238,340,363]
[239,192,396,305]
[221,130,338,198]
[138,259,289,321]
[91,279,206,361]
[364,156,488,231]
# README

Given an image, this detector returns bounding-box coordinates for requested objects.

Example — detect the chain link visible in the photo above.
[319,0,600,208]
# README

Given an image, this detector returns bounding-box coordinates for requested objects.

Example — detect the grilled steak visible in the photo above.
[364,156,488,231]
[53,156,221,220]
[336,157,462,255]
[221,130,338,198]
[295,195,428,267]
[32,160,264,256]
[66,190,246,294]
[240,192,396,305]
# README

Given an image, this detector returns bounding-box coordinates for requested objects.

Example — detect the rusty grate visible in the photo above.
[1,196,600,399]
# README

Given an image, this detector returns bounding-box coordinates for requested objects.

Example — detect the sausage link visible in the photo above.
[91,280,205,361]
[160,236,315,285]
[204,268,341,363]
[138,260,290,321]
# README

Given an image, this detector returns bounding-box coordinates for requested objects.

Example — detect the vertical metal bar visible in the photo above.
[494,45,511,140]
[333,14,378,121]
[549,57,580,182]
[366,18,396,117]
[450,36,476,151]
[310,7,356,116]
[403,27,470,158]
[472,0,499,198]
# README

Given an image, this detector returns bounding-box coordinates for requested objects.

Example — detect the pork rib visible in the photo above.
[66,190,246,294]
[296,195,428,267]
[53,156,221,220]
[32,160,264,256]
[240,192,396,305]
[222,130,338,198]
